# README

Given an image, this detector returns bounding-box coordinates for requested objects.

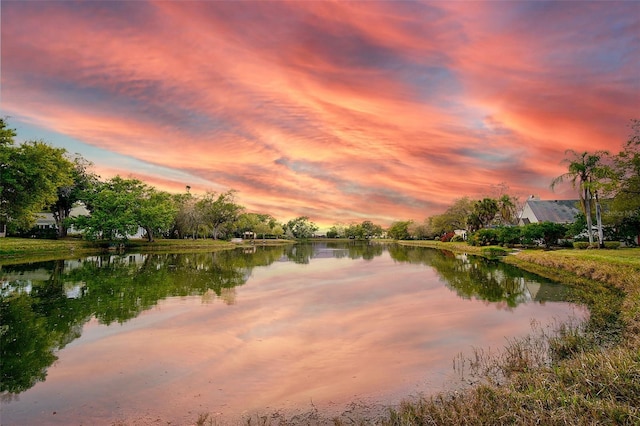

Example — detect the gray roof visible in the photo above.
[527,200,581,223]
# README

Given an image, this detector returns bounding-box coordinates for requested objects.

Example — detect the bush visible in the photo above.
[573,242,592,249]
[468,228,500,246]
[451,235,465,242]
[482,247,508,258]
[497,226,521,247]
[573,241,620,249]
[522,222,567,249]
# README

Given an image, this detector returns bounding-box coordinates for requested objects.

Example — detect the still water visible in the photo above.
[1,242,585,425]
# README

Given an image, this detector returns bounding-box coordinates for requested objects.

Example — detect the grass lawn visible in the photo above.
[0,237,293,265]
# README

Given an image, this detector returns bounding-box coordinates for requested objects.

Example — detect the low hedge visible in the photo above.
[574,241,621,250]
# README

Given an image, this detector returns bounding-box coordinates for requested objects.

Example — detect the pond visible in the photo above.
[1,242,586,425]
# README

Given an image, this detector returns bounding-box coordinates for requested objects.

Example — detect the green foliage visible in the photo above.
[172,192,200,239]
[430,197,474,235]
[496,194,519,225]
[71,177,140,241]
[387,220,413,240]
[285,216,318,239]
[606,121,640,245]
[196,190,244,240]
[497,226,522,247]
[521,222,568,249]
[0,117,17,147]
[603,241,621,249]
[326,227,339,238]
[48,155,99,238]
[137,188,178,242]
[468,228,500,246]
[551,149,613,246]
[467,198,499,232]
[482,247,509,258]
[235,213,282,239]
[70,177,177,242]
[1,121,74,231]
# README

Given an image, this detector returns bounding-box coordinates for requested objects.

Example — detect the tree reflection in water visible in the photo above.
[388,245,572,308]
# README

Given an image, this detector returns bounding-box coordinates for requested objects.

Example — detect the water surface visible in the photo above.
[1,242,585,425]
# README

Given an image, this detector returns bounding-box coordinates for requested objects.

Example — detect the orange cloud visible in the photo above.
[2,1,637,227]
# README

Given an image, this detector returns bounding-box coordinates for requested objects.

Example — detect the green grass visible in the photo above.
[0,237,293,265]
[0,237,98,264]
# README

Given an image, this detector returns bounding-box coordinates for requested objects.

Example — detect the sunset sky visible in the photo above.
[2,1,638,228]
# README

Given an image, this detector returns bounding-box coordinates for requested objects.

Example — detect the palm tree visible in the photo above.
[497,194,517,225]
[551,150,610,247]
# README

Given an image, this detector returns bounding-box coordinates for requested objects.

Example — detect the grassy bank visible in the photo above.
[0,237,293,266]
[380,242,640,425]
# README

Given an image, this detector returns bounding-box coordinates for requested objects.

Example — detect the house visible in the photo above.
[34,205,91,235]
[518,196,581,225]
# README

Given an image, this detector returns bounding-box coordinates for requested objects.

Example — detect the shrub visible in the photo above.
[468,228,500,246]
[522,222,567,249]
[482,247,508,258]
[573,241,620,249]
[497,226,521,247]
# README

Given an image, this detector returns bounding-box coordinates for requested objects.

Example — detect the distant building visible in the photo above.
[518,196,581,225]
[32,204,145,238]
[34,205,91,235]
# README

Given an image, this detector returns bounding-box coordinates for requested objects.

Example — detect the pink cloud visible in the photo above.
[2,1,637,227]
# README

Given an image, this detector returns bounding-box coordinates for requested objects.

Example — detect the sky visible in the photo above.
[2,1,639,229]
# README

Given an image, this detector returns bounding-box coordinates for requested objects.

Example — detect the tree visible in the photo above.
[467,198,499,232]
[172,191,201,239]
[360,220,384,239]
[285,216,318,239]
[408,220,431,240]
[497,194,518,225]
[551,150,612,247]
[71,176,177,242]
[49,155,99,238]
[430,197,474,235]
[137,188,178,242]
[326,226,340,238]
[521,222,567,249]
[72,177,140,241]
[196,190,243,239]
[609,120,640,245]
[0,120,74,232]
[387,220,412,240]
[236,213,279,239]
